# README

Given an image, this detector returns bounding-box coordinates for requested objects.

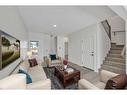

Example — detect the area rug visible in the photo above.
[43,62,99,89]
[43,67,78,89]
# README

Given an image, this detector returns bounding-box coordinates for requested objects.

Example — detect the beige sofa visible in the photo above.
[78,70,118,89]
[0,60,51,89]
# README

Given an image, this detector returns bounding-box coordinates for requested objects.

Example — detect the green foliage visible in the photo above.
[2,51,14,61]
[16,40,20,43]
[2,51,20,68]
[13,43,19,48]
[2,37,11,46]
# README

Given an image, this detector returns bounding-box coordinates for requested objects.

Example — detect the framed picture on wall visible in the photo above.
[0,30,20,70]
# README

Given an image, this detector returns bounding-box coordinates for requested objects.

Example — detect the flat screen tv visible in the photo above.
[0,30,20,70]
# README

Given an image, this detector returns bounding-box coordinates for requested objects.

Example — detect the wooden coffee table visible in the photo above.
[54,66,80,88]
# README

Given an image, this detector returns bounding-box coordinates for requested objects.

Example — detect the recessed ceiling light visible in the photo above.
[53,25,57,27]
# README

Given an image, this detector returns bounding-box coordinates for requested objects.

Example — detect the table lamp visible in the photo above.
[27,51,32,59]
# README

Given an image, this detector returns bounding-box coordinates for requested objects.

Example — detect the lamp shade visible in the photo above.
[64,37,69,42]
[27,51,32,57]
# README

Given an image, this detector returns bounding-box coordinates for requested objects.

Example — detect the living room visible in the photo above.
[0,5,127,90]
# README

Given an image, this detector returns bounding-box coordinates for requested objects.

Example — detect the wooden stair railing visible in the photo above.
[101,20,111,40]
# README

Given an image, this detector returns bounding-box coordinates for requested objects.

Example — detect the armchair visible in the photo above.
[45,54,62,67]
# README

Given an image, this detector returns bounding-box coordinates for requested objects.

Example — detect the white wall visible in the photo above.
[111,32,125,45]
[96,23,111,71]
[108,15,125,45]
[65,42,68,56]
[68,24,97,68]
[28,32,51,61]
[57,36,65,58]
[43,35,51,56]
[0,7,28,79]
[68,23,111,72]
[50,36,57,54]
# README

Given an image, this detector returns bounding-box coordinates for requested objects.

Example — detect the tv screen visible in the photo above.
[0,30,20,69]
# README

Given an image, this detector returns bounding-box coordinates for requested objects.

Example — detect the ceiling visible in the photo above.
[18,6,117,36]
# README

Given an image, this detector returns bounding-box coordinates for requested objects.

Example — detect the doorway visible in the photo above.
[81,36,95,70]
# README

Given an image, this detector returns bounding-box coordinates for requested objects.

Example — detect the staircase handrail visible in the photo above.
[112,30,125,36]
[101,20,111,40]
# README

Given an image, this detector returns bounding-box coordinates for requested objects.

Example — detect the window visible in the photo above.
[30,41,39,55]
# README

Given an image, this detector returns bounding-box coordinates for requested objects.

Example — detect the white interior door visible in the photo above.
[81,36,94,70]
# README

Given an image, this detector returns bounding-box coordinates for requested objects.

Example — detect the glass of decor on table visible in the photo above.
[63,59,68,70]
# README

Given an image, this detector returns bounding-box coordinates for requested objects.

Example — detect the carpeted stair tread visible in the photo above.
[111,47,123,50]
[101,43,125,74]
[104,60,125,65]
[109,50,121,54]
[105,57,125,63]
[100,65,125,74]
[102,63,125,69]
[107,53,122,58]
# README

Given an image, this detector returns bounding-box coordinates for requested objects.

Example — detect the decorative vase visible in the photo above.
[64,65,67,70]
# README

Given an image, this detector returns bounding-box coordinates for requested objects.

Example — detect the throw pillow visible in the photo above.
[50,54,56,61]
[18,69,32,84]
[28,58,38,67]
[105,74,127,89]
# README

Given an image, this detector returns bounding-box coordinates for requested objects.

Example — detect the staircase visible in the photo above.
[100,43,126,74]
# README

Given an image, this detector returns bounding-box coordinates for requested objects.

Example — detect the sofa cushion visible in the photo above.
[19,60,29,72]
[100,70,118,83]
[18,69,32,84]
[78,79,99,89]
[27,79,51,89]
[51,60,61,64]
[0,74,26,89]
[105,74,127,89]
[28,58,38,67]
[95,82,105,89]
[28,65,47,82]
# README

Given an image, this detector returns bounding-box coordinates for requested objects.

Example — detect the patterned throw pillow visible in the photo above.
[18,69,32,84]
[28,58,38,67]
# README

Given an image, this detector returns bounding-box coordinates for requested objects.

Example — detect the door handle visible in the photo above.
[91,52,94,56]
[91,54,94,56]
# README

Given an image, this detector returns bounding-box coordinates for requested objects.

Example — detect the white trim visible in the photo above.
[125,20,127,74]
